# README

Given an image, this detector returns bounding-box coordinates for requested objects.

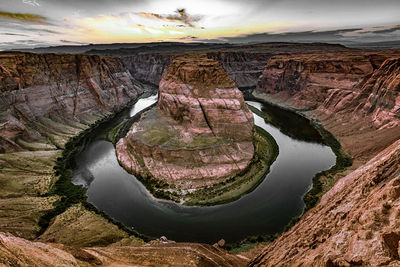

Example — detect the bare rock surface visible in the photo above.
[255,51,400,162]
[117,54,254,188]
[252,50,400,266]
[0,52,147,245]
[0,52,147,152]
[250,139,400,266]
[0,232,248,266]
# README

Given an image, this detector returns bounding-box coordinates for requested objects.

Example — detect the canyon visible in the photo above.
[116,54,255,192]
[0,43,400,266]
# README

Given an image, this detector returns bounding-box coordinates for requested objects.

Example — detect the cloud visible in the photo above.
[220,28,362,43]
[0,39,53,51]
[368,25,400,34]
[0,11,46,23]
[60,39,87,45]
[136,8,202,27]
[22,0,40,7]
[0,32,29,36]
[216,26,400,44]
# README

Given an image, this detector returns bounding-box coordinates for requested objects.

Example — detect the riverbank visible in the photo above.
[247,92,352,210]
[108,105,279,206]
[220,92,352,254]
[38,91,343,252]
[37,93,156,245]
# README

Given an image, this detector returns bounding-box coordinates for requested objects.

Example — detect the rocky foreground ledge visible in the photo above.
[116,54,255,191]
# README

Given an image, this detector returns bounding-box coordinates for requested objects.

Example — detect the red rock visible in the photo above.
[0,52,145,152]
[250,139,400,266]
[116,54,254,188]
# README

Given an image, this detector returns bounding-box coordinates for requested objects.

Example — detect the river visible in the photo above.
[72,94,336,244]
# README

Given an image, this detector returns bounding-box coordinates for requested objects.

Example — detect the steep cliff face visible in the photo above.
[116,54,254,189]
[0,52,148,245]
[0,52,146,152]
[252,50,400,266]
[250,139,400,266]
[255,51,400,160]
[207,52,272,88]
[347,57,400,129]
[256,52,388,109]
[119,43,351,90]
[121,51,271,89]
[121,53,171,86]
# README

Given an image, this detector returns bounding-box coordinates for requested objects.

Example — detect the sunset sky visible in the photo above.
[1,0,400,50]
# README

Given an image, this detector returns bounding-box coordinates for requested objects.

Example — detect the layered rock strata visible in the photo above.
[117,54,254,188]
[253,51,400,266]
[0,52,147,245]
[255,51,400,161]
[0,52,147,152]
[250,139,400,266]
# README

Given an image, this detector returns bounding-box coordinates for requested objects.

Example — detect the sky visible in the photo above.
[0,0,400,50]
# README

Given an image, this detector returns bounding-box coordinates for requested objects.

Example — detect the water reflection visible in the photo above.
[72,96,336,244]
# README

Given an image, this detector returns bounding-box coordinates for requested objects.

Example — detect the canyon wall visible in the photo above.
[0,52,147,153]
[1,45,400,266]
[0,52,149,246]
[250,139,400,266]
[255,50,400,162]
[121,51,272,89]
[120,43,350,90]
[206,51,272,88]
[253,50,400,265]
[121,53,172,86]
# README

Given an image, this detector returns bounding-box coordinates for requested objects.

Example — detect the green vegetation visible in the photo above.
[37,98,152,243]
[247,104,266,119]
[227,94,353,253]
[135,123,173,146]
[107,121,126,144]
[184,126,278,206]
[303,121,353,210]
[129,125,279,206]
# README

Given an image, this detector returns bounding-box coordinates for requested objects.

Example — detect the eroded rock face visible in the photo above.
[252,50,400,266]
[0,52,146,152]
[117,54,254,188]
[0,52,148,244]
[207,51,272,88]
[250,139,400,266]
[0,232,248,266]
[121,54,172,86]
[256,52,400,129]
[256,52,387,109]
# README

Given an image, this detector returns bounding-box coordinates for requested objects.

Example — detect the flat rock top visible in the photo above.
[161,54,237,96]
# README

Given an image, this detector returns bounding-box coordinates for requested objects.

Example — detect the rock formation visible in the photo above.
[255,51,400,161]
[0,52,147,153]
[250,139,400,266]
[0,232,247,266]
[116,54,254,189]
[0,52,149,245]
[253,50,400,266]
[117,43,350,89]
[121,53,172,86]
